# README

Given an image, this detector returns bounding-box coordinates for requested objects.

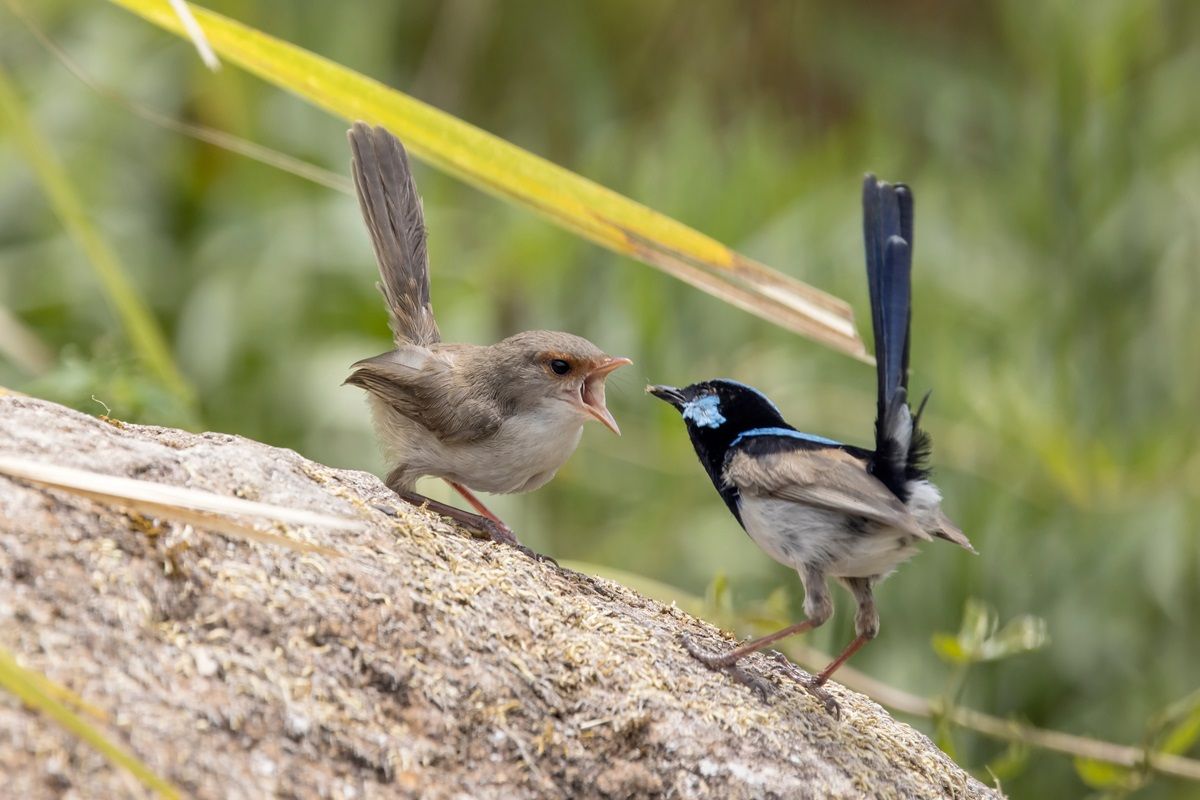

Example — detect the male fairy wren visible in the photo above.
[344,123,630,556]
[648,175,975,713]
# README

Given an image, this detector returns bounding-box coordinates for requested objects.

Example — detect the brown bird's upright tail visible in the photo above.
[348,123,442,347]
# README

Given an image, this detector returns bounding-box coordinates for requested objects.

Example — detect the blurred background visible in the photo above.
[2,1,1199,795]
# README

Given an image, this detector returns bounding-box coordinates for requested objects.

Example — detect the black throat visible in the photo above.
[673,380,794,528]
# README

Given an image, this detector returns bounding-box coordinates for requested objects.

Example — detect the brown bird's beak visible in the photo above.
[581,356,632,435]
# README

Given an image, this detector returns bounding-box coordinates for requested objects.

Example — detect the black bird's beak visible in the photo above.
[646,384,686,410]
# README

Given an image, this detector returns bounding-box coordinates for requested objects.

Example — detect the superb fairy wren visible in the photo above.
[344,123,631,559]
[648,175,975,713]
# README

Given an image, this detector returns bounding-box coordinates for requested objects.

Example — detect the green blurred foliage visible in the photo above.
[2,1,1199,795]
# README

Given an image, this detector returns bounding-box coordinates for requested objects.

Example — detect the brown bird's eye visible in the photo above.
[549,359,571,375]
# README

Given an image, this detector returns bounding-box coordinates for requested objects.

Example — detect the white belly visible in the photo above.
[738,494,921,579]
[370,396,585,494]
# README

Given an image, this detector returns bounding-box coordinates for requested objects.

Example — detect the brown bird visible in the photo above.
[344,123,630,557]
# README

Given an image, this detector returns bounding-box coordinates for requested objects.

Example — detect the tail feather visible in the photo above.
[862,176,886,397]
[348,123,441,346]
[896,185,915,381]
[933,511,977,554]
[862,175,924,496]
[880,234,912,399]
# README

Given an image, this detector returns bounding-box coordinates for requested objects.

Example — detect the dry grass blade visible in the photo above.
[6,0,351,194]
[13,664,111,724]
[0,456,353,557]
[0,647,183,798]
[167,0,218,70]
[104,0,866,358]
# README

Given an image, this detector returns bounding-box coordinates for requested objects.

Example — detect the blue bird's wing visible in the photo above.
[723,445,929,540]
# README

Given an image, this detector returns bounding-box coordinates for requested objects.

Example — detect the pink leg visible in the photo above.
[684,619,820,668]
[440,480,556,566]
[446,480,508,528]
[812,632,871,686]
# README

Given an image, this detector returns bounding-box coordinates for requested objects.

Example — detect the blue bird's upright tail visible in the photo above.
[862,175,930,498]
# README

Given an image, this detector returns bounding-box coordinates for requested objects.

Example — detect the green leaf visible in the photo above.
[1157,689,1200,756]
[934,598,995,664]
[751,586,794,628]
[1163,709,1200,757]
[931,633,970,665]
[985,740,1031,783]
[935,722,959,761]
[1073,757,1144,792]
[936,599,1049,664]
[961,598,996,650]
[978,615,1050,662]
[105,0,866,359]
[705,572,737,627]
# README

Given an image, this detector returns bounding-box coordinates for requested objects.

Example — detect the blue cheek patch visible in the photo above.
[682,395,726,428]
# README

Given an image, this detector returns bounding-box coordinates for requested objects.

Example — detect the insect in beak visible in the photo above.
[645,384,686,409]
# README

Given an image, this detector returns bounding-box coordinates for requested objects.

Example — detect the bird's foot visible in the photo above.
[392,488,558,567]
[681,634,773,702]
[770,651,840,718]
[476,518,559,568]
[680,633,743,668]
[441,480,560,567]
[478,517,519,546]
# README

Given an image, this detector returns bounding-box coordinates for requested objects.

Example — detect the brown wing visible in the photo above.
[724,448,931,540]
[348,123,441,347]
[344,345,503,443]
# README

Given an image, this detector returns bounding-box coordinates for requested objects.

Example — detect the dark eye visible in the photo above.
[549,359,571,375]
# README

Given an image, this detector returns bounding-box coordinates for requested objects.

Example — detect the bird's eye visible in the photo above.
[549,359,571,375]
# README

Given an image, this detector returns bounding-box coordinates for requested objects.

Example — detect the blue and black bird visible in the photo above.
[648,176,975,712]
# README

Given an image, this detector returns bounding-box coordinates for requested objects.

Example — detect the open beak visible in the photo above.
[646,384,685,410]
[580,356,631,435]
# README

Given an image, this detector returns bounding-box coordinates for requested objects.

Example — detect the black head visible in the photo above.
[647,379,791,498]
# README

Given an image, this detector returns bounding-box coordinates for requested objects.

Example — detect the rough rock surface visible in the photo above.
[0,393,999,799]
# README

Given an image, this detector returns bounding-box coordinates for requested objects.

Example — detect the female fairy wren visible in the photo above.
[344,123,630,557]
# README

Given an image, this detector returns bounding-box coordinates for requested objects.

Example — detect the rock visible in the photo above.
[0,394,999,799]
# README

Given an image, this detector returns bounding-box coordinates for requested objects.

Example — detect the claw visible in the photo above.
[681,633,741,669]
[514,543,559,568]
[479,517,519,547]
[770,651,841,718]
[479,519,559,567]
[391,487,558,566]
[681,634,774,701]
[729,664,774,702]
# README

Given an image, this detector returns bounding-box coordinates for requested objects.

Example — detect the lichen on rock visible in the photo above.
[0,395,998,799]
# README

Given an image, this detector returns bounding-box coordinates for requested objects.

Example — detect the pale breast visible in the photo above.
[453,406,585,493]
[738,493,922,579]
[369,395,585,494]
